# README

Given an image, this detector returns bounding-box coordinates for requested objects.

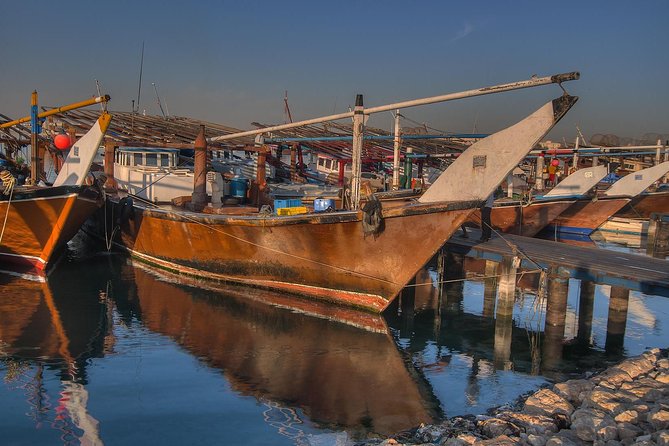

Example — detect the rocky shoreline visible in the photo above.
[357,348,669,446]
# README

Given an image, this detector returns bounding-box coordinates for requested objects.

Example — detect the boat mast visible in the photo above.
[1,94,111,186]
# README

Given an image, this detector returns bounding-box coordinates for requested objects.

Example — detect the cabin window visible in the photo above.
[133,153,142,166]
[624,163,635,170]
[333,161,339,170]
[145,153,158,166]
[318,158,325,167]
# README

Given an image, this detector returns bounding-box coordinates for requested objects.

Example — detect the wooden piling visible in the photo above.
[543,267,570,371]
[577,280,596,346]
[103,141,117,190]
[605,286,630,353]
[192,125,207,210]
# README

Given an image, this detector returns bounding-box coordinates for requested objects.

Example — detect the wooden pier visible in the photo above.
[446,228,669,297]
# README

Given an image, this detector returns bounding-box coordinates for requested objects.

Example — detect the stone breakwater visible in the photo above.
[359,348,669,446]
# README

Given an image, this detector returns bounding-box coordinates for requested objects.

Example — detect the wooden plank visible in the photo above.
[447,228,669,297]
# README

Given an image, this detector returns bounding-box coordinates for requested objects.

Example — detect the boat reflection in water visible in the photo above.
[122,262,440,437]
[0,266,111,445]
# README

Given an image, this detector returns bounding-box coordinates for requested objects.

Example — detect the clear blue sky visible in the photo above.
[1,0,667,143]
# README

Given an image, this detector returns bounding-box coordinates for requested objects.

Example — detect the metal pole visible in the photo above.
[30,90,39,185]
[572,136,580,171]
[0,95,110,129]
[209,72,579,142]
[392,110,401,190]
[656,139,662,166]
[350,94,364,210]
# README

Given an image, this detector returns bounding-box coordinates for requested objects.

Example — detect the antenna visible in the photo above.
[94,79,105,111]
[576,126,589,146]
[135,41,145,114]
[152,82,166,118]
[284,90,293,123]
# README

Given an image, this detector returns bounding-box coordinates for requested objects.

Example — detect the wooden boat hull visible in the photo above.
[546,196,631,236]
[467,199,575,237]
[614,191,669,219]
[93,197,477,312]
[0,185,102,272]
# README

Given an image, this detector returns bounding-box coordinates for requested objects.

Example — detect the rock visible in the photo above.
[658,359,669,371]
[616,411,641,424]
[621,378,666,402]
[656,373,669,385]
[593,368,633,388]
[443,438,470,446]
[617,422,644,440]
[571,408,617,442]
[633,404,652,415]
[554,380,595,405]
[648,409,669,430]
[498,412,560,436]
[583,390,627,415]
[472,434,519,445]
[545,429,585,446]
[617,357,656,380]
[478,418,521,439]
[525,389,575,418]
[654,430,669,446]
[415,424,444,443]
[525,433,547,446]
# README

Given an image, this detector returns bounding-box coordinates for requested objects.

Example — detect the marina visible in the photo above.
[1,2,669,443]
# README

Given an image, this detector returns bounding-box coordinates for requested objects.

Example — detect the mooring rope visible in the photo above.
[402,268,544,288]
[469,210,547,273]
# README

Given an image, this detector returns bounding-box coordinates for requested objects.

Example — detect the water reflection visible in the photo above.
[115,262,439,437]
[0,267,111,445]
[1,244,667,444]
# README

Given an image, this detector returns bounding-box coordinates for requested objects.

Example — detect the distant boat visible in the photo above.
[0,113,111,273]
[466,165,609,237]
[546,161,669,236]
[88,93,577,313]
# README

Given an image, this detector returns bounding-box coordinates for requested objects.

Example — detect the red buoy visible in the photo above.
[551,159,560,166]
[54,134,73,150]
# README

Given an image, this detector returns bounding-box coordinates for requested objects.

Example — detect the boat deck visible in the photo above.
[446,228,669,297]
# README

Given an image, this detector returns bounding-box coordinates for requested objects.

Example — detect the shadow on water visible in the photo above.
[2,232,668,444]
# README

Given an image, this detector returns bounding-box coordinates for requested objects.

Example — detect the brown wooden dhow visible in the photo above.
[0,113,111,272]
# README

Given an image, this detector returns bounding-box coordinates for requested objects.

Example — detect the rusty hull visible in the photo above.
[614,191,669,219]
[549,196,631,235]
[101,197,476,313]
[468,199,576,237]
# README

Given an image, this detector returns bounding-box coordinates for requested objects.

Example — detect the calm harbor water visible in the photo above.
[1,234,668,445]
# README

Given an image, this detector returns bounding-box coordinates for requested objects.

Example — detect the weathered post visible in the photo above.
[404,147,413,189]
[535,154,545,191]
[290,143,297,181]
[605,286,630,354]
[494,256,517,370]
[350,94,364,210]
[191,125,207,210]
[656,139,662,166]
[103,141,117,190]
[482,260,498,318]
[543,267,570,372]
[576,280,596,346]
[392,110,401,190]
[572,136,580,172]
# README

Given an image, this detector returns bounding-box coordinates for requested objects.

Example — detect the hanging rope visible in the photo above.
[469,210,547,273]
